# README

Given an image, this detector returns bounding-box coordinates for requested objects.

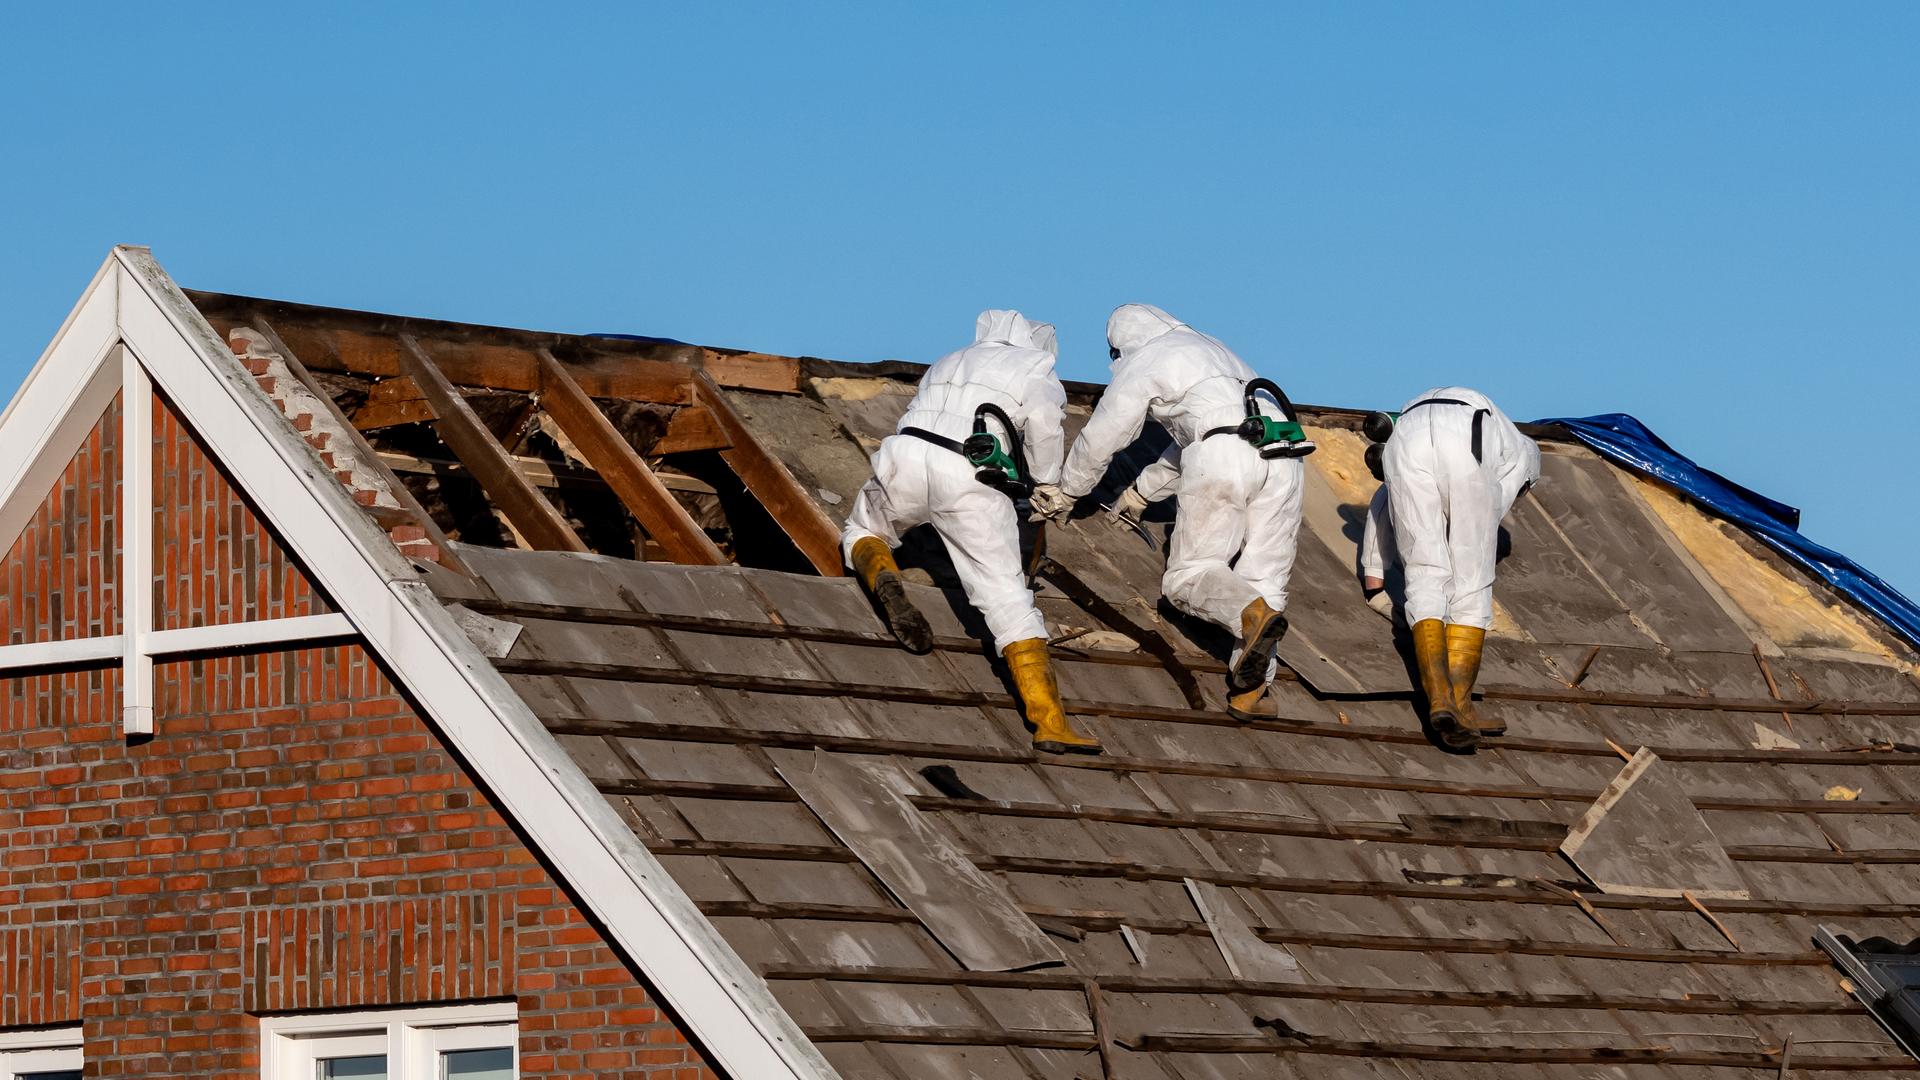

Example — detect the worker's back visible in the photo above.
[1106,305,1261,444]
[898,310,1061,442]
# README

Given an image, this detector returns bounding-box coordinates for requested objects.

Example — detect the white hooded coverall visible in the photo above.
[841,310,1066,654]
[1359,486,1396,585]
[1377,386,1540,630]
[1060,304,1305,633]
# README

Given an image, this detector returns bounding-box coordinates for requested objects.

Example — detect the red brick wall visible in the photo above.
[2,395,120,646]
[0,394,715,1078]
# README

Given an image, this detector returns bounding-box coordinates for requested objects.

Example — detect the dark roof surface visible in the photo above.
[195,291,1920,1077]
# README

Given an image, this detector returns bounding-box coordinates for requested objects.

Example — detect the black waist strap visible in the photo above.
[1401,398,1488,463]
[901,426,966,455]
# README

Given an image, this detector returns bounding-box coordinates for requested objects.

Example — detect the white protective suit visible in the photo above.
[1359,486,1396,584]
[841,310,1066,653]
[1060,304,1305,632]
[1380,386,1540,629]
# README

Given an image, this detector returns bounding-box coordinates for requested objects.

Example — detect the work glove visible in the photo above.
[1365,589,1395,621]
[1029,484,1074,523]
[1108,485,1149,523]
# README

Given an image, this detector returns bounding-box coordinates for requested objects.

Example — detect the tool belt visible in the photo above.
[1400,397,1489,463]
[901,403,1032,499]
[1201,377,1316,459]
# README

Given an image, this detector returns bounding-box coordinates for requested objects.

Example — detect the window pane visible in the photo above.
[318,1056,388,1080]
[21,1072,83,1080]
[441,1047,513,1079]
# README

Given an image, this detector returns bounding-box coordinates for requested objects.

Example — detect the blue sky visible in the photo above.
[3,4,1915,598]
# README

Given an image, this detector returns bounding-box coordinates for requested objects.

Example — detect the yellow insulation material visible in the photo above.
[1632,476,1895,658]
[809,376,914,401]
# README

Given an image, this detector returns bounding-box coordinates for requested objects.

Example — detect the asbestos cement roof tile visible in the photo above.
[394,374,1920,1073]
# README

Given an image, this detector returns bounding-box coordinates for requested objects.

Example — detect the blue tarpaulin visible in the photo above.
[1535,413,1920,652]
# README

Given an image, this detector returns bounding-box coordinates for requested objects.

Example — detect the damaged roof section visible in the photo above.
[189,290,843,576]
[186,287,1920,1077]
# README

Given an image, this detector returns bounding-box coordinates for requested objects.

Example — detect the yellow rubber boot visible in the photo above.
[1227,683,1269,722]
[1231,597,1288,691]
[1445,624,1500,737]
[850,537,932,653]
[1412,619,1473,749]
[1003,638,1101,755]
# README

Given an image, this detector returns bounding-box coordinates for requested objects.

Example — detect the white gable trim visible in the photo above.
[0,248,835,1080]
[0,257,121,558]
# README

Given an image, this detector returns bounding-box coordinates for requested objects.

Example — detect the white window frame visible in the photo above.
[0,1025,82,1078]
[260,1004,517,1080]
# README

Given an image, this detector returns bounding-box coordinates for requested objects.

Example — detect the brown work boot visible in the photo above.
[1004,638,1101,755]
[1412,619,1473,750]
[1445,623,1501,737]
[1226,683,1270,722]
[1231,597,1288,691]
[850,536,933,654]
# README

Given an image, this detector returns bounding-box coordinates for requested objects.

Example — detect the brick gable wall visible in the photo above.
[0,393,715,1078]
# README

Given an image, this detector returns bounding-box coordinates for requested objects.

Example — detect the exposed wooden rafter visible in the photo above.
[695,372,845,577]
[397,334,587,553]
[188,290,803,395]
[269,321,695,403]
[193,291,849,576]
[534,348,725,565]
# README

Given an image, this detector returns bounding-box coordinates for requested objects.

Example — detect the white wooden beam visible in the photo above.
[0,635,122,673]
[0,614,359,676]
[148,612,355,656]
[121,345,153,737]
[0,257,121,560]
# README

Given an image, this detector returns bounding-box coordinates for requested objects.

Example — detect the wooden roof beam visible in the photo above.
[398,334,587,553]
[267,322,722,404]
[694,372,845,577]
[534,348,726,566]
[187,290,802,394]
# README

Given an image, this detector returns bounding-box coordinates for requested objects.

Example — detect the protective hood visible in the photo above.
[974,309,1057,357]
[1106,303,1185,359]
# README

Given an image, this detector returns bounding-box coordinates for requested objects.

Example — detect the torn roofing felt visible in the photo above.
[1542,412,1920,650]
[180,286,1920,1078]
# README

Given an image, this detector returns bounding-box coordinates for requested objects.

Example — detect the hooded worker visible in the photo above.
[1367,387,1540,749]
[842,310,1101,755]
[1036,304,1309,718]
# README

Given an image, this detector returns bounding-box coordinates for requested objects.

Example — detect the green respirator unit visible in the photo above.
[962,403,1032,499]
[1230,379,1316,459]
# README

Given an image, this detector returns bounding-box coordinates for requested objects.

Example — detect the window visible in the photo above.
[260,1004,516,1080]
[0,1026,82,1080]
[1816,927,1920,1060]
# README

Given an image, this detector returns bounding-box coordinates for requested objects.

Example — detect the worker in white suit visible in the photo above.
[1364,387,1540,748]
[1034,304,1311,719]
[843,310,1101,755]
